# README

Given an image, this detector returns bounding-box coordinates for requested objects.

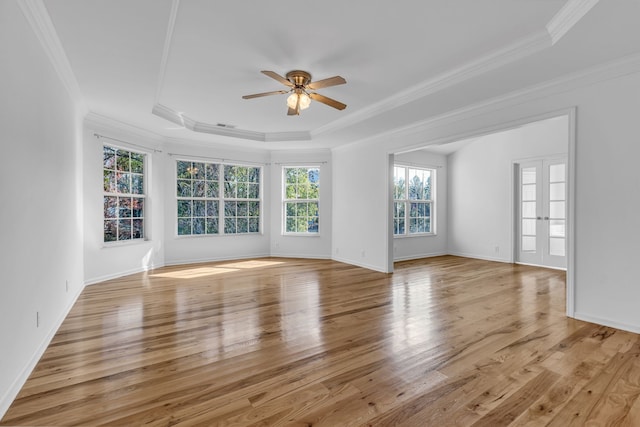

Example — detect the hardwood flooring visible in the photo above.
[2,256,640,426]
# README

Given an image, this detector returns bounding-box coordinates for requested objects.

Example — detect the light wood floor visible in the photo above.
[2,256,639,426]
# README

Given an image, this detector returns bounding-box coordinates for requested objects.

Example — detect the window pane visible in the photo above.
[285,184,296,199]
[549,163,565,182]
[237,202,248,216]
[248,183,259,199]
[131,174,144,194]
[248,218,259,233]
[206,163,219,181]
[104,196,117,219]
[522,184,536,201]
[522,201,536,218]
[177,200,192,217]
[103,146,116,169]
[249,202,260,217]
[549,219,565,238]
[237,218,249,233]
[177,161,190,179]
[177,180,191,197]
[104,220,117,241]
[550,183,565,201]
[224,218,236,234]
[549,237,565,256]
[132,198,144,218]
[119,197,132,218]
[118,219,132,240]
[132,219,143,239]
[522,167,536,184]
[237,183,248,198]
[193,218,205,235]
[206,201,218,217]
[308,217,319,233]
[522,218,536,236]
[224,182,236,198]
[249,167,260,183]
[117,173,130,194]
[224,165,236,182]
[178,218,191,235]
[131,153,144,174]
[224,201,236,217]
[206,181,219,198]
[522,236,536,252]
[286,218,296,233]
[206,218,218,234]
[116,150,130,172]
[104,170,116,192]
[193,200,206,217]
[550,201,565,219]
[193,163,205,180]
[193,181,205,197]
[296,217,308,232]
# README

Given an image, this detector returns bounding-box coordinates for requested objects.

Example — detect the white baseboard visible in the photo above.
[0,282,85,420]
[573,312,640,335]
[394,251,448,262]
[447,251,512,264]
[84,263,164,286]
[331,255,390,273]
[270,252,330,260]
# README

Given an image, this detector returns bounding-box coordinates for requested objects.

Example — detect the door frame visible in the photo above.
[513,156,568,270]
[387,107,576,318]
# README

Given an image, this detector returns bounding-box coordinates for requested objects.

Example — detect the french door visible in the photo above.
[516,158,567,269]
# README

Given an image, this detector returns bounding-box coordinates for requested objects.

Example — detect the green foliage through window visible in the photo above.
[176,160,261,236]
[103,145,145,242]
[394,165,434,235]
[283,167,320,233]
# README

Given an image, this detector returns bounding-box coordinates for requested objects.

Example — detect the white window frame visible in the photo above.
[176,159,262,236]
[282,166,320,236]
[393,164,436,237]
[103,144,146,244]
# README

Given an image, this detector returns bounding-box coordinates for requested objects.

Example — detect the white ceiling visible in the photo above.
[41,0,640,150]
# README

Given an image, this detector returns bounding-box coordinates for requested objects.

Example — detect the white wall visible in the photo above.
[447,116,568,262]
[0,0,84,415]
[331,63,640,333]
[162,141,271,265]
[269,150,332,259]
[393,150,448,261]
[82,121,165,284]
[332,143,390,272]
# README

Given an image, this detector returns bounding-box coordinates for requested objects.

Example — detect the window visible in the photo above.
[103,146,145,242]
[176,160,260,235]
[393,165,434,236]
[283,167,320,234]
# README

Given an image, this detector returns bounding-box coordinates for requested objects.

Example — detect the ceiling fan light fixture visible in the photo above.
[287,92,311,110]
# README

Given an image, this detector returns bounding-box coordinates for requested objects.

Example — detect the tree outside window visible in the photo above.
[283,167,320,234]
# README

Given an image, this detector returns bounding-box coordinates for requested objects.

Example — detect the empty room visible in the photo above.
[2,0,640,425]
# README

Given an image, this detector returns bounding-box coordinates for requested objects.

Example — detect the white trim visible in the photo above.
[515,261,567,271]
[566,108,577,317]
[270,253,330,260]
[17,0,88,114]
[84,263,162,286]
[152,103,312,142]
[341,53,640,152]
[0,281,85,418]
[574,312,640,335]
[85,112,166,146]
[313,30,551,138]
[154,0,180,103]
[332,255,390,274]
[546,0,600,45]
[447,251,512,264]
[394,252,448,262]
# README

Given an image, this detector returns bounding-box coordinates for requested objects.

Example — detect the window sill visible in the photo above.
[282,233,322,237]
[394,233,437,239]
[174,232,264,239]
[102,239,150,249]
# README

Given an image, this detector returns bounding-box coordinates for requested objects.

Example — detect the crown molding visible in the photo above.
[340,52,640,151]
[312,30,552,139]
[17,0,88,114]
[547,0,600,45]
[84,111,166,145]
[152,103,312,142]
[154,0,180,103]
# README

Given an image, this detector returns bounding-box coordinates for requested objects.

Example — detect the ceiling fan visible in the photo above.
[242,70,347,116]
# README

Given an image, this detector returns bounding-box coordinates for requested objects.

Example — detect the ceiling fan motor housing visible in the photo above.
[286,70,312,87]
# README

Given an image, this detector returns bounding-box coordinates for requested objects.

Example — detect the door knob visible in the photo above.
[536,217,542,220]
[544,216,549,220]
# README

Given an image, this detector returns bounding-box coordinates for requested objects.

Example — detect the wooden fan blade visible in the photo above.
[242,90,288,99]
[261,70,294,87]
[309,92,347,110]
[307,76,346,90]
